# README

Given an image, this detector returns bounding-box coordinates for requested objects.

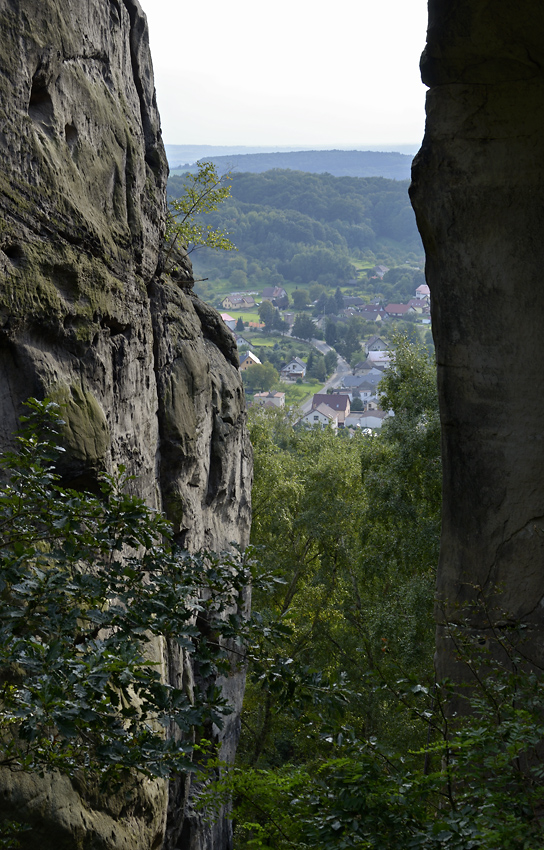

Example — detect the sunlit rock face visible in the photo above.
[411,1,544,679]
[0,0,251,846]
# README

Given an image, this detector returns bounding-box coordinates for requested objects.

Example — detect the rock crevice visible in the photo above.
[0,1,251,847]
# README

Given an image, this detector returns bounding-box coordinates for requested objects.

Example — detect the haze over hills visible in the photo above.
[165,144,419,179]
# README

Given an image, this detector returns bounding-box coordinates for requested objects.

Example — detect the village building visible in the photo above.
[384,303,416,318]
[365,335,388,354]
[261,286,288,309]
[359,308,385,322]
[340,370,383,401]
[346,409,390,430]
[311,393,350,426]
[343,296,365,308]
[253,391,286,409]
[300,403,338,431]
[415,283,431,300]
[221,313,236,331]
[239,351,261,371]
[280,357,306,381]
[367,349,392,367]
[221,294,256,310]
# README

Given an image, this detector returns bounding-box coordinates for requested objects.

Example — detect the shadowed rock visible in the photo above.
[0,0,251,847]
[411,0,544,681]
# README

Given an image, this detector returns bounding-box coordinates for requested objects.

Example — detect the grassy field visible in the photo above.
[224,309,262,324]
[240,333,314,358]
[281,379,323,409]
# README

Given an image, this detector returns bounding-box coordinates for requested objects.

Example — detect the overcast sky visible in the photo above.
[143,0,429,150]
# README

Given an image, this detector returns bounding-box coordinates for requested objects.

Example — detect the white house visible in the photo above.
[253,391,285,409]
[365,335,388,353]
[367,350,392,367]
[280,357,306,381]
[346,410,389,430]
[221,313,236,331]
[300,403,338,430]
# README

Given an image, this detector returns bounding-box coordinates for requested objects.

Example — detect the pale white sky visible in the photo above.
[143,0,429,149]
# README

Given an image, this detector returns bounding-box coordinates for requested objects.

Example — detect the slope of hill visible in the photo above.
[170,149,414,180]
[167,169,424,303]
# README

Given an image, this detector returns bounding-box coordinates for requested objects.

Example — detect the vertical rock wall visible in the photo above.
[0,0,251,846]
[410,1,544,679]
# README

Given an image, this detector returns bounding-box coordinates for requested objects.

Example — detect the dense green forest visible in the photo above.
[217,340,544,849]
[2,349,544,847]
[166,169,424,305]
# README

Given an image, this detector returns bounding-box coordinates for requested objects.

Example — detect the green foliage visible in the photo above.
[165,161,236,265]
[224,338,544,849]
[291,289,310,310]
[225,340,440,843]
[0,400,250,786]
[242,363,279,393]
[292,313,317,341]
[0,821,30,850]
[166,169,424,298]
[257,300,275,328]
[324,349,338,375]
[306,352,326,382]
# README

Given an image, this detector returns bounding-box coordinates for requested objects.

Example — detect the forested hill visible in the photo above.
[171,149,413,180]
[167,169,422,300]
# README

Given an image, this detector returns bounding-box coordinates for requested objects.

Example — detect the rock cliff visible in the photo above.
[410,1,544,680]
[0,0,251,847]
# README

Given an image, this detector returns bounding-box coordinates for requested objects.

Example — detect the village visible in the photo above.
[220,271,431,432]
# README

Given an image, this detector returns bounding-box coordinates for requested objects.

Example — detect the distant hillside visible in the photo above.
[171,149,413,180]
[164,144,301,168]
[167,169,423,302]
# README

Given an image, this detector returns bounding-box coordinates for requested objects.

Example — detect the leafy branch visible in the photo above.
[164,160,236,271]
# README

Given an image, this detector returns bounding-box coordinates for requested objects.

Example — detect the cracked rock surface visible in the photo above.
[411,0,544,679]
[0,0,251,847]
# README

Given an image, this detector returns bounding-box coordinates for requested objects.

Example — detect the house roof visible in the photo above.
[342,371,383,390]
[254,391,285,400]
[223,294,255,306]
[359,310,384,321]
[303,403,338,423]
[351,358,385,373]
[416,284,430,296]
[385,303,415,314]
[314,403,338,420]
[262,286,287,298]
[221,313,235,322]
[346,410,389,427]
[367,335,388,348]
[240,351,261,366]
[312,394,350,412]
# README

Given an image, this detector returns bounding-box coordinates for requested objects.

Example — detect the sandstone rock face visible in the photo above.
[410,1,544,679]
[0,0,251,847]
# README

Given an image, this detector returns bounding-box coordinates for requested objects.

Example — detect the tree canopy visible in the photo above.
[167,169,424,298]
[292,313,317,341]
[0,400,249,786]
